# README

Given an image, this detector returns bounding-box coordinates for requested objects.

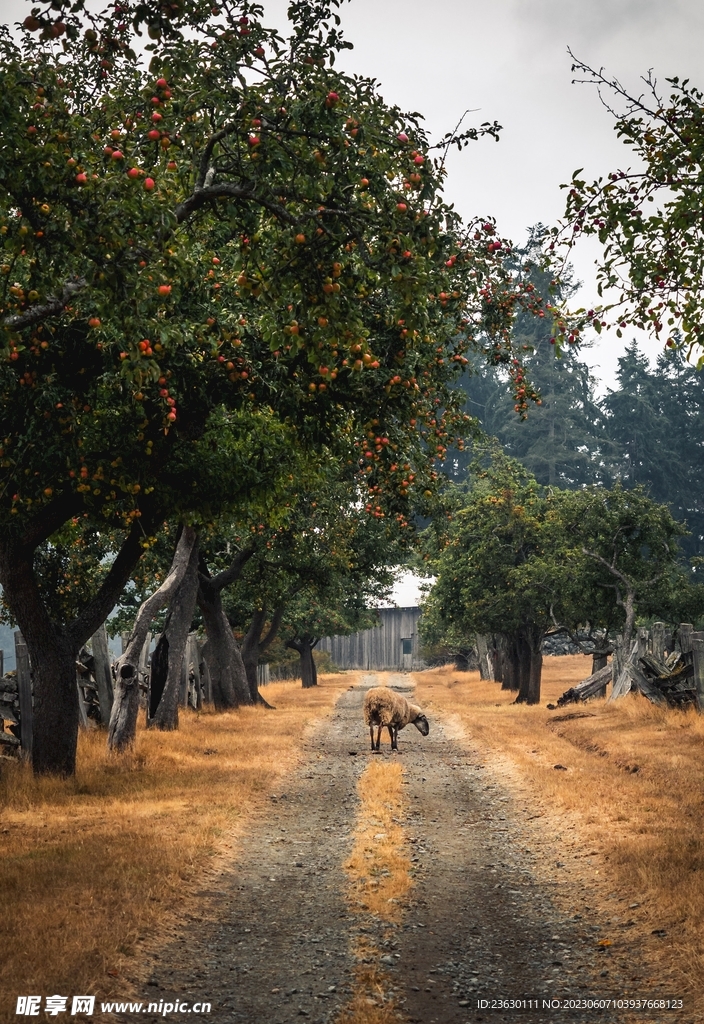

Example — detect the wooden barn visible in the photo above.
[317,606,426,671]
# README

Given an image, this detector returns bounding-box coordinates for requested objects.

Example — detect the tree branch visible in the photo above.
[206,539,258,592]
[2,277,87,332]
[174,183,297,226]
[66,510,161,649]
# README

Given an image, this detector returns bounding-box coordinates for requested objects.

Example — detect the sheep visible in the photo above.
[363,686,430,752]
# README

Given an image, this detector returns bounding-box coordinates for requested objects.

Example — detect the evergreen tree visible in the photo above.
[603,343,704,562]
[459,232,607,488]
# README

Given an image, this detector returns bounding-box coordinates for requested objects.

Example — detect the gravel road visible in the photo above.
[131,676,682,1024]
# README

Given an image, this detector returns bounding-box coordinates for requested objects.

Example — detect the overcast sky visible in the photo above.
[4,0,704,387]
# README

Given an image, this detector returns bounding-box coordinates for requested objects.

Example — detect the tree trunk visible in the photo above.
[453,650,471,672]
[30,637,79,775]
[197,579,251,708]
[242,607,267,702]
[476,635,492,680]
[591,651,608,674]
[108,526,198,751]
[148,536,200,730]
[501,635,519,692]
[515,629,543,705]
[0,512,154,774]
[0,548,79,774]
[491,636,503,683]
[514,631,532,702]
[240,606,282,707]
[90,623,114,727]
[288,637,318,688]
[301,643,318,688]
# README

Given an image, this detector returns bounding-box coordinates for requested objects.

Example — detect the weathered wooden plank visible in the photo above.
[14,632,32,761]
[679,623,694,655]
[651,622,666,662]
[0,730,20,747]
[0,705,19,724]
[557,664,612,706]
[626,662,668,706]
[692,636,704,713]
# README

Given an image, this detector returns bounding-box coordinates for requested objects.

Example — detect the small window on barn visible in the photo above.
[401,638,413,655]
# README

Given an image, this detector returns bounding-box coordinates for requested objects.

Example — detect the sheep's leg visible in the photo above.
[391,725,399,751]
[369,724,375,751]
[388,724,396,750]
[374,725,382,752]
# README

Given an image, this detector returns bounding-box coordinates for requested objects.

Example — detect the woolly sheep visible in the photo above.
[363,686,430,752]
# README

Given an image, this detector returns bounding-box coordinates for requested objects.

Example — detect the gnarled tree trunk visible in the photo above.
[241,606,283,706]
[0,518,151,774]
[148,534,200,730]
[108,526,198,751]
[197,578,251,708]
[515,627,543,705]
[287,636,318,688]
[500,635,519,692]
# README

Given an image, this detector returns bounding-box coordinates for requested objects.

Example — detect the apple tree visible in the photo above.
[551,57,704,363]
[0,0,537,773]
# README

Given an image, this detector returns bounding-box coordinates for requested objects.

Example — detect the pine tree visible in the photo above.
[459,232,607,488]
[603,343,704,561]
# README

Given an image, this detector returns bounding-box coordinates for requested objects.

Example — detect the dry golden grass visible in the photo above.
[0,676,349,1023]
[414,658,704,1006]
[338,760,411,1024]
[344,760,412,922]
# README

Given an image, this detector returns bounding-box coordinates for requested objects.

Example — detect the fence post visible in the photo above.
[637,628,649,662]
[692,634,704,712]
[679,623,693,655]
[14,632,33,762]
[651,622,666,662]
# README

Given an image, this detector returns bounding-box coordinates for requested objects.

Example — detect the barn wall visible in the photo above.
[317,607,426,671]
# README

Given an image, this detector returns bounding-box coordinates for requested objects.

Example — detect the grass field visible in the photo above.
[0,676,349,1022]
[414,657,704,1008]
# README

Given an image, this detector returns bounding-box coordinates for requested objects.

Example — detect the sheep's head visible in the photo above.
[410,706,430,736]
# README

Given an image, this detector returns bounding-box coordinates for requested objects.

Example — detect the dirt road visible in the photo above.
[132,676,679,1024]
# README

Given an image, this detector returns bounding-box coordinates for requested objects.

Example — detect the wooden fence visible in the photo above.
[557,622,704,709]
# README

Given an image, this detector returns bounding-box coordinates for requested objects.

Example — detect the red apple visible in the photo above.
[158,284,171,296]
[127,167,139,179]
[148,129,160,140]
[156,77,167,88]
[111,150,124,160]
[75,172,87,184]
[144,177,155,190]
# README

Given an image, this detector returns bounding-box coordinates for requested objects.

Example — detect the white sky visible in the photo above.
[4,0,704,388]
